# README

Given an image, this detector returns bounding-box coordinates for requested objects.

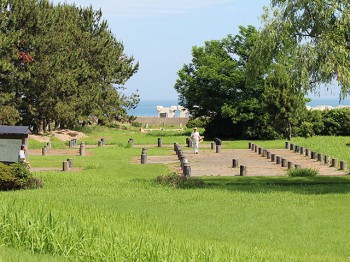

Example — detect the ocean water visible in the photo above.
[128,98,350,117]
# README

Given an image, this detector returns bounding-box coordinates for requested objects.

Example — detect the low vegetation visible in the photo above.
[287,167,319,177]
[1,127,350,261]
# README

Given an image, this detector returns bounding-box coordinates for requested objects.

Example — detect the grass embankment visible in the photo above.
[1,129,350,261]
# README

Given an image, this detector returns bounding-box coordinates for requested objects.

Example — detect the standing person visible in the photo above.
[190,127,201,154]
[18,145,27,163]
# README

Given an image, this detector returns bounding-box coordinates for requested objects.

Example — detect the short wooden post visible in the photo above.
[294,145,300,153]
[276,156,281,165]
[251,144,255,151]
[142,148,147,155]
[271,154,276,162]
[141,153,147,164]
[340,161,347,171]
[248,142,252,149]
[47,142,51,149]
[67,158,73,169]
[216,145,222,153]
[331,158,338,168]
[240,165,247,176]
[258,147,262,155]
[232,159,239,168]
[69,140,73,148]
[287,161,294,169]
[290,144,294,150]
[305,148,310,157]
[183,163,191,176]
[157,138,162,147]
[266,151,271,159]
[285,141,290,149]
[62,161,69,172]
[281,158,287,167]
[101,138,106,145]
[317,153,323,162]
[262,149,267,157]
[79,143,86,156]
[300,147,305,155]
[174,143,177,152]
[128,138,134,146]
[42,146,48,156]
[98,141,102,147]
[311,151,317,160]
[324,155,330,165]
[211,142,215,150]
[254,146,258,153]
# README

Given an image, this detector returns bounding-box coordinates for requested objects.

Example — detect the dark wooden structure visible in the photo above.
[0,126,31,163]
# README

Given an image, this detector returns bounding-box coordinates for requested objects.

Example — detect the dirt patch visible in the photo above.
[29,129,87,142]
[137,145,348,177]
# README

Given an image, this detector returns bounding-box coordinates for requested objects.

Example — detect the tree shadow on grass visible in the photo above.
[201,176,350,195]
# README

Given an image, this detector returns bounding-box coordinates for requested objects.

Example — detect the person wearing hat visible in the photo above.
[190,127,202,154]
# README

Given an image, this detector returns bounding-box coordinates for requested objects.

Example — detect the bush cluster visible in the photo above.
[287,168,319,177]
[0,162,43,191]
[156,173,205,188]
[293,108,350,138]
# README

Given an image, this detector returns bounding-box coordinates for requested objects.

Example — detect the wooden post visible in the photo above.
[324,155,330,165]
[266,151,271,159]
[305,148,310,157]
[258,147,262,155]
[271,154,276,162]
[300,147,305,155]
[174,143,177,152]
[251,144,255,151]
[69,140,73,148]
[239,165,247,176]
[42,146,48,156]
[285,141,290,149]
[101,138,106,145]
[276,156,281,165]
[80,143,86,156]
[311,151,317,159]
[290,144,294,150]
[254,146,258,153]
[262,149,267,157]
[232,159,239,168]
[294,145,300,153]
[67,158,73,169]
[47,142,51,149]
[183,163,191,176]
[216,145,222,153]
[211,142,215,150]
[98,141,102,147]
[317,153,323,162]
[331,158,338,168]
[287,161,294,169]
[62,161,69,172]
[128,138,134,146]
[281,158,287,167]
[141,153,147,164]
[248,142,252,149]
[157,138,162,147]
[142,148,148,155]
[340,161,347,171]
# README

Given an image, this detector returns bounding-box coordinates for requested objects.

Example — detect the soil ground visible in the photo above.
[141,145,348,177]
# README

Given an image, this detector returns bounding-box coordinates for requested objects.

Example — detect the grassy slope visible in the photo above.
[1,128,350,261]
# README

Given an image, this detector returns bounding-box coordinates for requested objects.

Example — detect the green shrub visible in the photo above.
[156,173,205,188]
[0,162,42,191]
[186,117,209,128]
[287,168,319,177]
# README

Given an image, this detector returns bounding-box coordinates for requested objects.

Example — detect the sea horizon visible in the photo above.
[128,97,350,117]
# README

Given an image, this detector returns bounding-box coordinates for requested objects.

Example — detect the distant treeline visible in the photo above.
[0,0,139,132]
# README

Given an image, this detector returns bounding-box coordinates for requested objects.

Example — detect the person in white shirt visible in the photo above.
[190,127,202,154]
[18,145,26,162]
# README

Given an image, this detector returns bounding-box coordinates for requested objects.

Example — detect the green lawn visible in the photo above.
[1,129,350,261]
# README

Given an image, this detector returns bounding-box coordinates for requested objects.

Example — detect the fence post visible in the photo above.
[240,165,247,176]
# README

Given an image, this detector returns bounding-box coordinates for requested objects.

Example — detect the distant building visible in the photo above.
[156,106,189,118]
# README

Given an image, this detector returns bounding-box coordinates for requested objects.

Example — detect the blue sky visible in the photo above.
[51,0,347,103]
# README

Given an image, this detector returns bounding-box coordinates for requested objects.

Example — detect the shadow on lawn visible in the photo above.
[202,176,350,195]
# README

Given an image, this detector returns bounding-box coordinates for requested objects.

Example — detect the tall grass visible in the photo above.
[1,130,350,261]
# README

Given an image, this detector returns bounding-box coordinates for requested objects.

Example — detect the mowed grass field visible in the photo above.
[1,127,350,261]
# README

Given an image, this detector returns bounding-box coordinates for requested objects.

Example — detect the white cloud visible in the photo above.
[52,0,236,17]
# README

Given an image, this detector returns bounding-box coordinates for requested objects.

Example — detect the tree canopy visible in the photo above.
[0,0,139,132]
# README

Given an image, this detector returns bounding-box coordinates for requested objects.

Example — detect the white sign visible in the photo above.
[0,139,22,163]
